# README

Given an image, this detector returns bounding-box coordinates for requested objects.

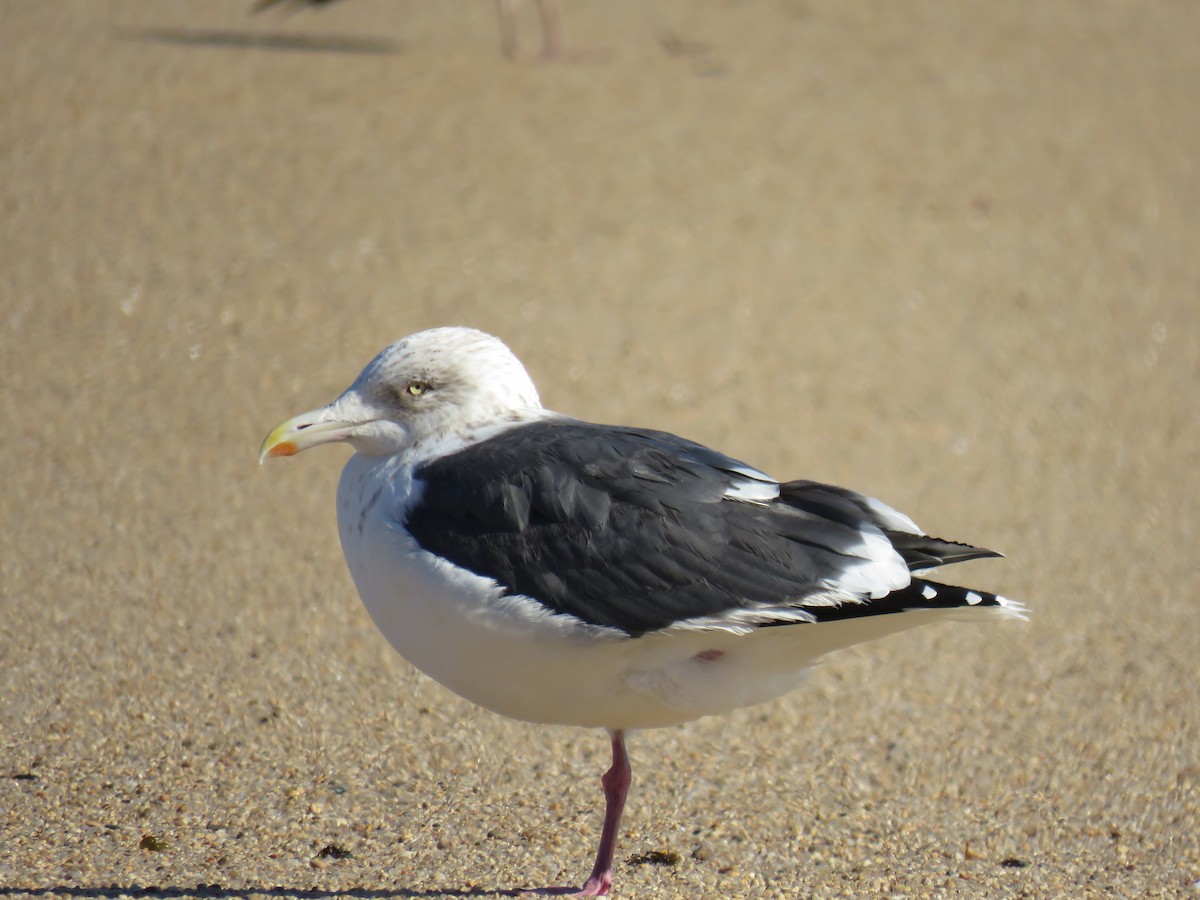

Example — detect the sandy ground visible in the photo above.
[2,1,1197,897]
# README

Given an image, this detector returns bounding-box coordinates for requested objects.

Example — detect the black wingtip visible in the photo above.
[887,533,1004,571]
[800,578,1021,624]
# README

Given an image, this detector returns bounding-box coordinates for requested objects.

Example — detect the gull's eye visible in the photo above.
[405,380,431,397]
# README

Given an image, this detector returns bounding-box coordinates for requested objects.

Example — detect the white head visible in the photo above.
[259,327,544,462]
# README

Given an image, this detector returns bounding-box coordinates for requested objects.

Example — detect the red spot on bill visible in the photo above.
[268,441,299,458]
[694,648,725,663]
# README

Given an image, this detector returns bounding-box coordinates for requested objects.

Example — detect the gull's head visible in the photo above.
[259,327,543,463]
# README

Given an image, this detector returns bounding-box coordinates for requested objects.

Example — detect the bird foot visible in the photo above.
[516,874,611,897]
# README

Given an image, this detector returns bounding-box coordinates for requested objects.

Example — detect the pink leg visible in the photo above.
[578,729,631,895]
[522,729,631,897]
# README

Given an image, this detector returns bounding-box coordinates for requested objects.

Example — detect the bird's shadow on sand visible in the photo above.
[112,27,401,55]
[0,887,538,899]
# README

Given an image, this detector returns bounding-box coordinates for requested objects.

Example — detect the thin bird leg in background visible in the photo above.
[495,0,563,60]
[535,0,562,60]
[495,0,519,58]
[496,0,605,62]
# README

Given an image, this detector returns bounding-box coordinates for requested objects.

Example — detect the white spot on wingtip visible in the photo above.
[965,591,983,605]
[921,584,938,600]
[995,595,1009,606]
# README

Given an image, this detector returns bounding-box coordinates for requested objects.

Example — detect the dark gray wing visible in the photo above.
[404,420,999,636]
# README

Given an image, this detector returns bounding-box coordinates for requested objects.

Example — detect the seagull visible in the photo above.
[259,326,1023,897]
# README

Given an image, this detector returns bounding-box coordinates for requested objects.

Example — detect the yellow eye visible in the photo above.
[405,380,430,397]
